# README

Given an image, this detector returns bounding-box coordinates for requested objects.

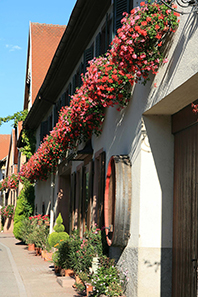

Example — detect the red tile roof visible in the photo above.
[0,135,11,160]
[31,23,66,104]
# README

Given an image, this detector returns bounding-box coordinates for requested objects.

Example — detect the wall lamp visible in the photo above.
[159,0,198,14]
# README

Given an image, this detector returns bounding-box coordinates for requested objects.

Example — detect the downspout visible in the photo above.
[50,173,55,234]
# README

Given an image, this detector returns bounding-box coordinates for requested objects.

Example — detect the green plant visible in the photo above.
[54,239,71,269]
[47,213,69,248]
[34,223,49,248]
[0,110,28,128]
[67,229,82,272]
[78,271,92,284]
[0,205,14,218]
[53,213,65,232]
[52,251,61,267]
[19,218,33,244]
[74,282,85,294]
[48,232,69,248]
[91,256,126,297]
[84,225,104,257]
[13,179,34,240]
[20,128,36,159]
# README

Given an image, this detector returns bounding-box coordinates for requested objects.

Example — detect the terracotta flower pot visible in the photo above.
[86,284,93,296]
[41,249,46,259]
[35,247,41,256]
[28,243,35,251]
[44,252,53,262]
[54,265,61,274]
[65,268,74,277]
[75,275,84,285]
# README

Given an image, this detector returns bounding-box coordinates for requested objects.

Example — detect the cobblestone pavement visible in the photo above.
[0,232,82,297]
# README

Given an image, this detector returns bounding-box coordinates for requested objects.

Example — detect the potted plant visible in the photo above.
[34,223,49,256]
[91,256,127,297]
[47,213,69,249]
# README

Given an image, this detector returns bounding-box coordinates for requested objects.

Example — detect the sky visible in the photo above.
[0,0,77,135]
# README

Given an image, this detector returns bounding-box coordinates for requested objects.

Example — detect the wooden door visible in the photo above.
[172,107,198,297]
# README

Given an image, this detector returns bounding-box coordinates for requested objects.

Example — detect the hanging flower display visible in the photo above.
[19,1,179,183]
[0,204,15,218]
[0,174,19,191]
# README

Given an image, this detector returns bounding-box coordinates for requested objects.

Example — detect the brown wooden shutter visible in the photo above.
[104,155,132,247]
[70,172,76,233]
[113,0,130,34]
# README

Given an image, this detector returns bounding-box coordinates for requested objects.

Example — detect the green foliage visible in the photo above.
[53,224,65,233]
[74,282,85,294]
[52,240,70,269]
[47,213,69,248]
[18,218,33,243]
[48,231,69,248]
[0,109,36,159]
[55,213,63,227]
[67,227,104,274]
[32,222,49,248]
[0,110,28,128]
[91,256,124,297]
[53,213,65,233]
[13,181,34,240]
[20,128,36,159]
[0,205,14,218]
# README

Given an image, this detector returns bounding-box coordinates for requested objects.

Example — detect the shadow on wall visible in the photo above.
[148,12,198,109]
[143,115,174,297]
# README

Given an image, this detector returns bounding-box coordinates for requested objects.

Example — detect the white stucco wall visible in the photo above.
[31,6,198,296]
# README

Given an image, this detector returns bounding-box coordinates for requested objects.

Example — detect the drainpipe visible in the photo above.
[50,174,55,234]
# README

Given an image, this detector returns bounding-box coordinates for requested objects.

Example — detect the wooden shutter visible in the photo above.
[58,97,61,112]
[95,32,101,58]
[68,83,72,104]
[104,155,132,247]
[72,74,76,95]
[53,105,58,126]
[97,151,106,227]
[61,92,66,107]
[79,62,84,86]
[105,14,109,53]
[84,45,93,73]
[48,114,52,134]
[113,0,129,34]
[70,172,76,233]
[40,120,48,141]
[82,161,94,232]
[40,122,44,142]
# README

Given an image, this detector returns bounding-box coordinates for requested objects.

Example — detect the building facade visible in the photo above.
[19,0,198,296]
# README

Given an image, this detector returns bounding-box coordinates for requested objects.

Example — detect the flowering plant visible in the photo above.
[91,256,127,297]
[0,204,15,218]
[111,0,179,85]
[19,1,179,182]
[0,174,19,191]
[29,214,49,224]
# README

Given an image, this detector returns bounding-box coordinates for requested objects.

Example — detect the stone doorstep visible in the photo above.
[57,276,75,288]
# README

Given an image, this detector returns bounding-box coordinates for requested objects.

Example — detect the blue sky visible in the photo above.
[0,0,76,134]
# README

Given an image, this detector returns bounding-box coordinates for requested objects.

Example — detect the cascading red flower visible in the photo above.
[19,1,179,183]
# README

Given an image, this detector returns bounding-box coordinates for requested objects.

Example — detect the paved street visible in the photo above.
[0,233,80,297]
